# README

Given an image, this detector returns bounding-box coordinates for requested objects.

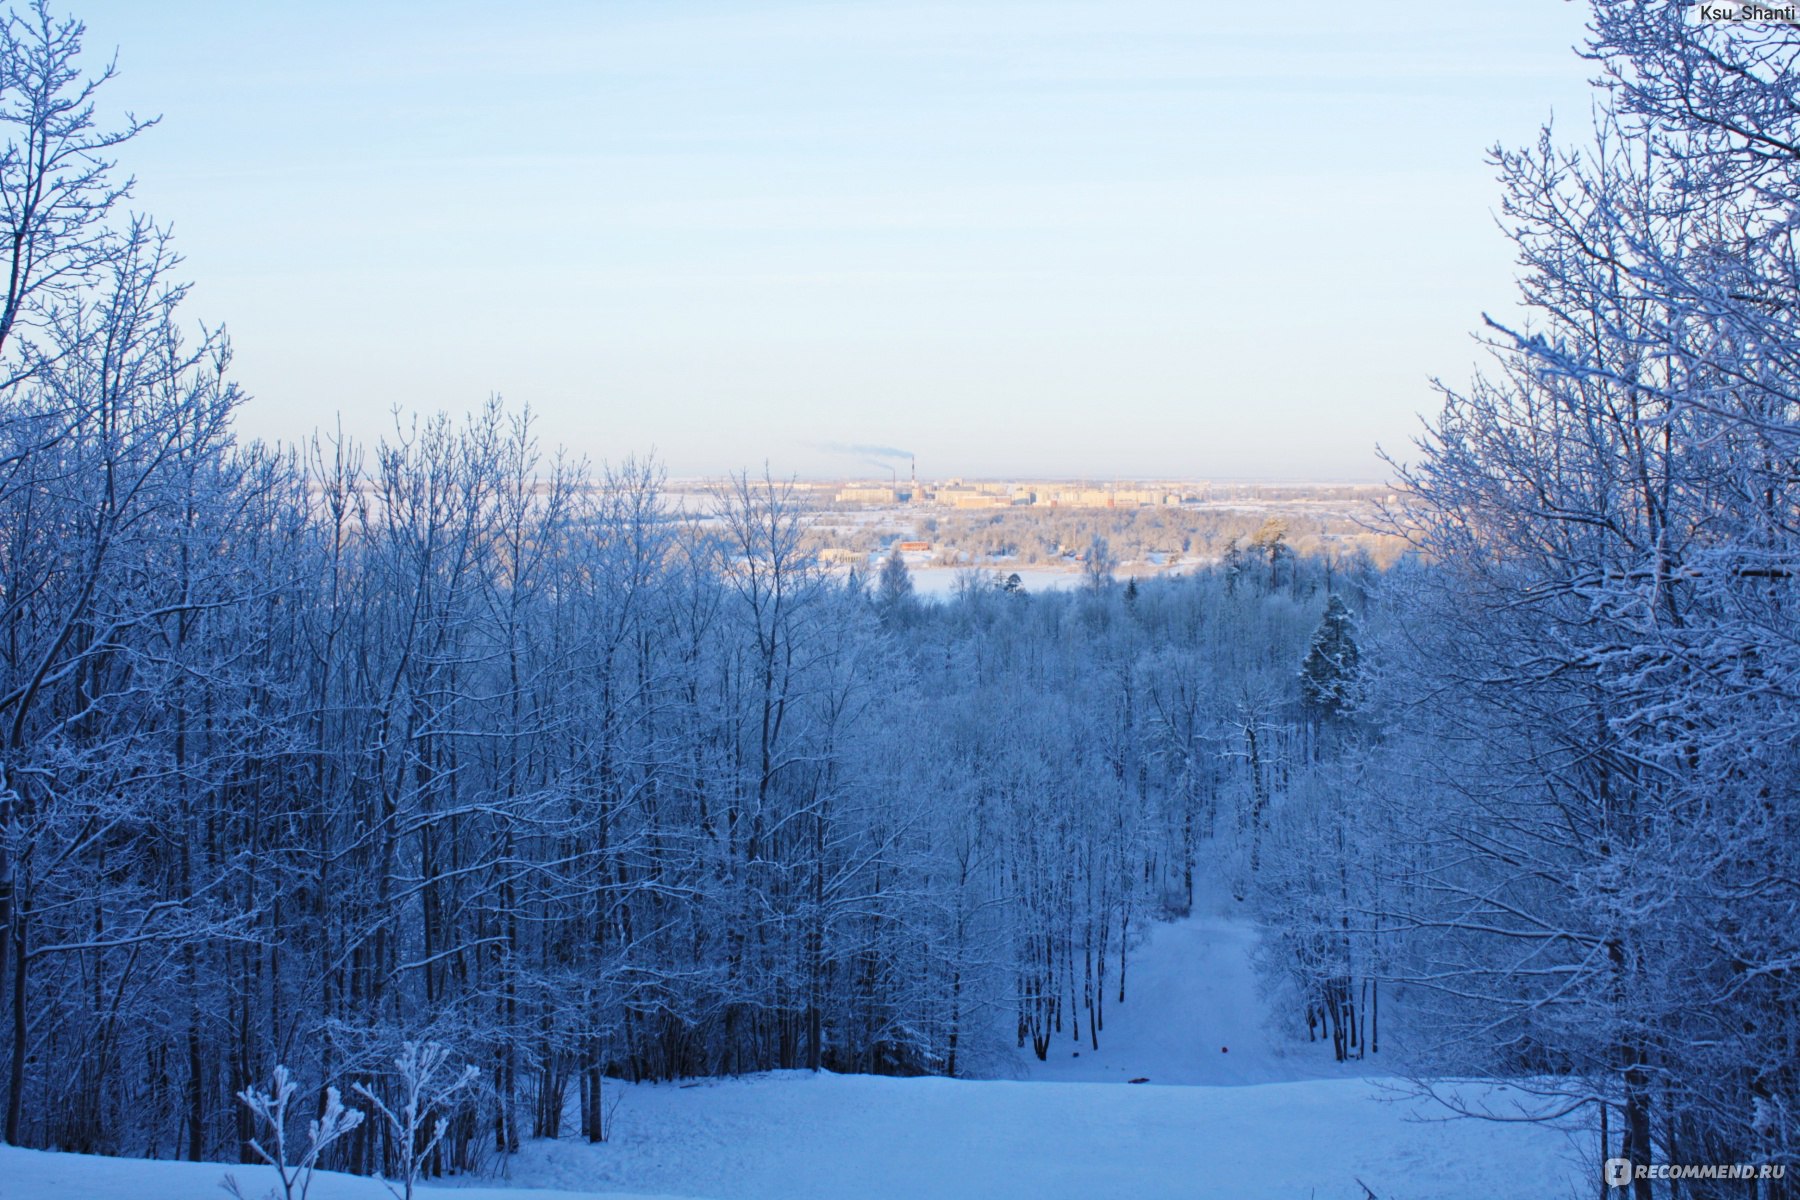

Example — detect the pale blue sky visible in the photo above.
[76,0,1595,480]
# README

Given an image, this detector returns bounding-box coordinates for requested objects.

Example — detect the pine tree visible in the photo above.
[876,545,914,616]
[1298,595,1359,721]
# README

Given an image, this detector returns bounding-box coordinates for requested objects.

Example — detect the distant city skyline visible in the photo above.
[76,0,1596,481]
[659,471,1393,487]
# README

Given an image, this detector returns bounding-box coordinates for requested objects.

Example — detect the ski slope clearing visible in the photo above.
[513,1071,1584,1200]
[1009,911,1357,1086]
[0,1074,1586,1200]
[494,912,1584,1198]
[1,914,1588,1200]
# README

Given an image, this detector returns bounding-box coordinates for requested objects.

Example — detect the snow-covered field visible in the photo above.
[1,915,1591,1200]
[905,564,1085,597]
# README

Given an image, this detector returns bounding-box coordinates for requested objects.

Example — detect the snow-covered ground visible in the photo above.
[904,564,1085,597]
[1,913,1592,1200]
[0,1149,692,1200]
[506,1071,1586,1200]
[1007,912,1359,1087]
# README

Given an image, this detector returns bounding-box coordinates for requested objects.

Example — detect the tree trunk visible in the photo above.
[5,901,25,1144]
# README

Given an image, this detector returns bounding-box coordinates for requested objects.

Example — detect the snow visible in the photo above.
[509,1072,1584,1200]
[1008,912,1359,1087]
[0,1147,692,1200]
[1,909,1589,1200]
[903,565,1085,597]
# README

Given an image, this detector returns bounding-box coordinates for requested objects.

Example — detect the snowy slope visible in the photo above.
[1,912,1589,1200]
[0,1074,1588,1200]
[1008,912,1359,1086]
[0,1145,691,1200]
[509,1071,1584,1200]
[496,912,1582,1198]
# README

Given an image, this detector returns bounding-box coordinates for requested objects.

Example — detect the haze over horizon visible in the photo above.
[78,0,1595,482]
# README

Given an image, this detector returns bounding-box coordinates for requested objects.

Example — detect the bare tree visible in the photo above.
[0,0,155,366]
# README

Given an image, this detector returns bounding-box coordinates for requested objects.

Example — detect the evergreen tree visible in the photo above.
[1298,595,1358,721]
[876,545,914,617]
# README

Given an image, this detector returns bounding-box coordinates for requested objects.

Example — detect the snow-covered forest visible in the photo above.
[0,1,1797,1197]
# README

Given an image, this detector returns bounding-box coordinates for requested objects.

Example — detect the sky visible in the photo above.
[71,0,1599,482]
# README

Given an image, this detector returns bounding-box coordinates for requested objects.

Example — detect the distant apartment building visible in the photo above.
[1038,487,1114,508]
[934,485,1007,509]
[837,486,898,504]
[1031,485,1173,508]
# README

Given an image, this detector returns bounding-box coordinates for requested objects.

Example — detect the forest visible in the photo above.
[0,2,1795,1197]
